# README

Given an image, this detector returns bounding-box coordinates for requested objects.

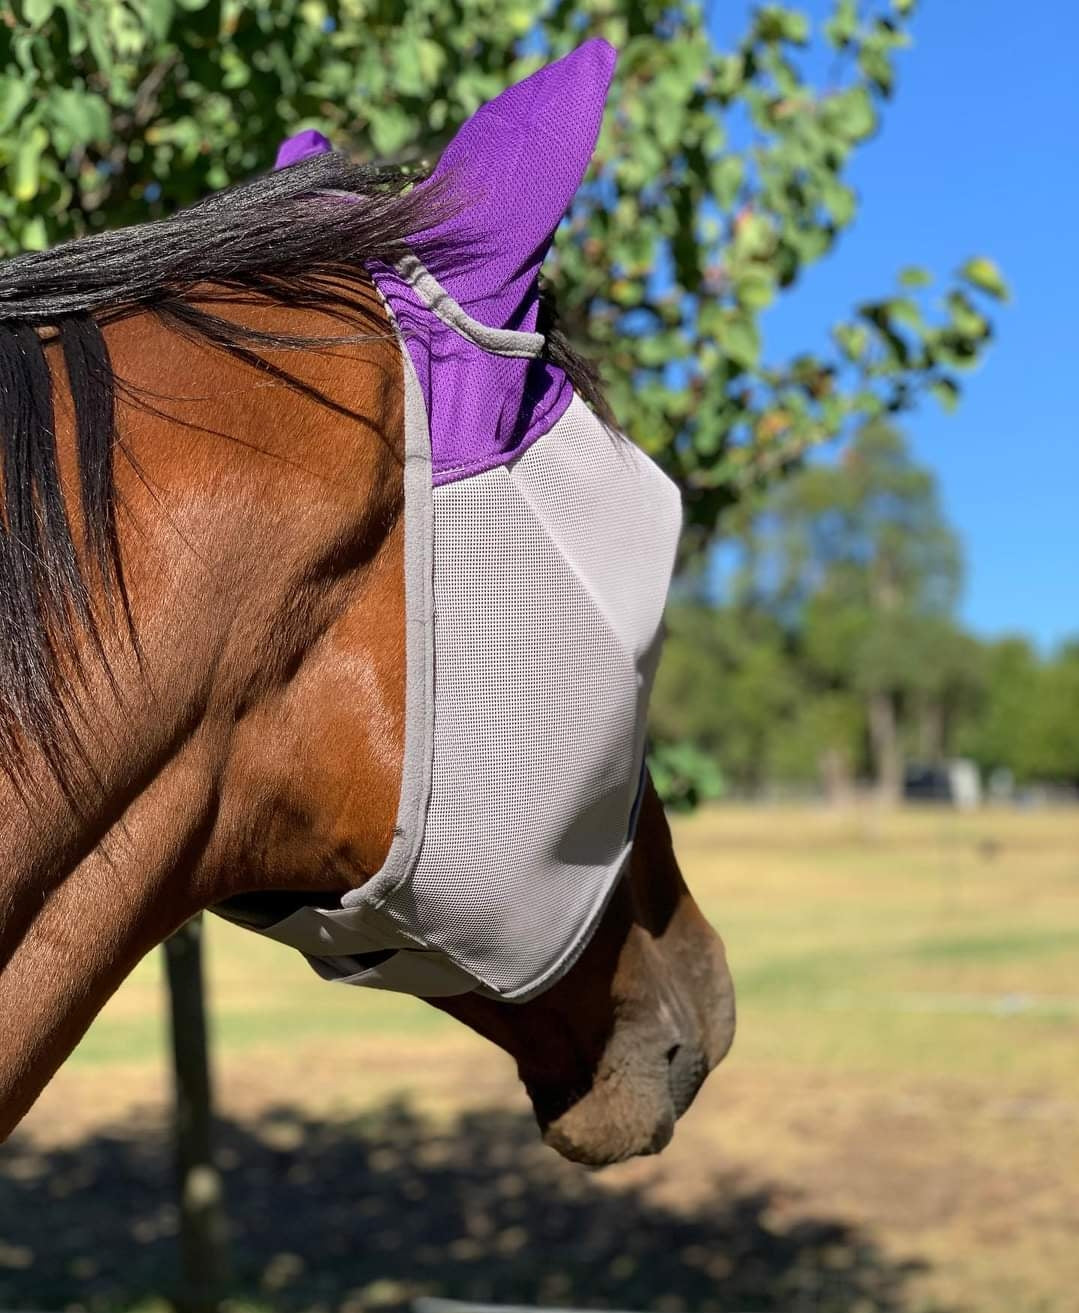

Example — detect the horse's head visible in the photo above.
[235,40,736,1166]
[0,42,733,1157]
[436,775,735,1165]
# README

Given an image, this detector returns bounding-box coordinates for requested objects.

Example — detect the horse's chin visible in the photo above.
[539,1083,676,1167]
[529,1039,716,1167]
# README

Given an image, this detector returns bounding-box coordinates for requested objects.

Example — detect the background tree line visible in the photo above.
[652,421,1078,806]
[1,0,1006,542]
[1,0,1009,812]
[1,2,1013,1307]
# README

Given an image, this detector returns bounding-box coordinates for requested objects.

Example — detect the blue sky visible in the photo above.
[705,0,1078,651]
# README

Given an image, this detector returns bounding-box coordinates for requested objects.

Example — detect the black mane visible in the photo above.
[0,152,606,798]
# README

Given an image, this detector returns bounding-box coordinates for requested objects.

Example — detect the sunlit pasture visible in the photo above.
[7,805,1079,1313]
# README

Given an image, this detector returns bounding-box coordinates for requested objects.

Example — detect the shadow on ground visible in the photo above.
[0,1100,943,1313]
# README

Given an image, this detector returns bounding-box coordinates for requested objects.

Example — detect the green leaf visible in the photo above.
[959,256,1009,301]
[0,77,33,135]
[898,265,931,289]
[825,0,858,48]
[11,126,47,202]
[20,214,48,251]
[85,11,116,76]
[755,6,810,44]
[834,323,869,362]
[735,267,776,310]
[56,0,89,55]
[946,290,989,339]
[649,740,724,813]
[851,389,885,419]
[828,85,876,141]
[417,38,446,85]
[930,376,960,412]
[48,89,111,148]
[142,0,176,41]
[888,297,924,331]
[369,105,415,157]
[822,178,855,227]
[858,46,894,96]
[23,0,56,25]
[714,53,744,99]
[733,211,773,259]
[710,155,745,210]
[717,311,761,370]
[505,6,535,36]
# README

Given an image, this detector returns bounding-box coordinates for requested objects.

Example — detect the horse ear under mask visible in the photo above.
[275,40,616,334]
[412,38,617,331]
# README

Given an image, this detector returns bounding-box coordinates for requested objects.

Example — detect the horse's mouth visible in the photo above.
[530,1040,714,1168]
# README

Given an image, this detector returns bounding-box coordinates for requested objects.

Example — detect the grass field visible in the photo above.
[4,805,1078,1313]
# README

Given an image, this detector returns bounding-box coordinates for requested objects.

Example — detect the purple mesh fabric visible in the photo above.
[274,128,332,169]
[275,40,617,485]
[383,40,615,483]
[409,39,616,334]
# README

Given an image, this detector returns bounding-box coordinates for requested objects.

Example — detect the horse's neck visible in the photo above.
[0,291,407,1137]
[0,754,218,1133]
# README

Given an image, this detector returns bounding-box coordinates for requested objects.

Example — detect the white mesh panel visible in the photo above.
[366,395,681,998]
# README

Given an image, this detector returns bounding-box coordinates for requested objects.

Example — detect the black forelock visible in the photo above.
[0,151,608,804]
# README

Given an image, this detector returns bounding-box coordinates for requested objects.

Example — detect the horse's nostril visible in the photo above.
[666,1043,709,1118]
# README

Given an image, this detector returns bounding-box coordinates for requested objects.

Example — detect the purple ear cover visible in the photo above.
[275,40,618,483]
[274,128,333,169]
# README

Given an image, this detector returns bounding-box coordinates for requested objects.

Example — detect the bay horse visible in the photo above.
[0,40,734,1166]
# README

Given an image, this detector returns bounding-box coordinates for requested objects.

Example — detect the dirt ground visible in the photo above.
[3,805,1078,1313]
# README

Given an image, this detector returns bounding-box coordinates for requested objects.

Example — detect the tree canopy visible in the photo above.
[1,0,1006,542]
[652,424,1077,801]
[1,0,1024,806]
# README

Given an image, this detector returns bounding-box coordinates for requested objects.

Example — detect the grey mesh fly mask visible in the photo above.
[214,40,683,1003]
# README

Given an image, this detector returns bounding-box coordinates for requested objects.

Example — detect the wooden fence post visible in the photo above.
[163,914,230,1313]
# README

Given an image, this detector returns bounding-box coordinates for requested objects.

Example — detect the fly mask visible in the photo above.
[215,40,683,1002]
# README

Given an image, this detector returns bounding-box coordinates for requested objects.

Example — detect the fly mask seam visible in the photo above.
[394,254,546,360]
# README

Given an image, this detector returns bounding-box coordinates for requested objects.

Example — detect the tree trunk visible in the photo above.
[918,695,945,763]
[163,916,230,1313]
[819,747,854,807]
[868,690,902,805]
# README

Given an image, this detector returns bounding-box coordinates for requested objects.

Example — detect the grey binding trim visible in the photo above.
[213,280,474,998]
[394,253,546,358]
[342,318,437,910]
[308,189,546,358]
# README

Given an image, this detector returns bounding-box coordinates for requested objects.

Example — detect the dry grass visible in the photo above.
[8,804,1079,1313]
